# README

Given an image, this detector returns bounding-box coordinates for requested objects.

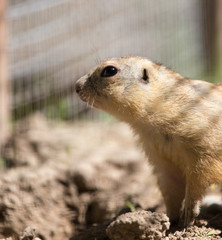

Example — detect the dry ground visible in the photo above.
[0,114,221,240]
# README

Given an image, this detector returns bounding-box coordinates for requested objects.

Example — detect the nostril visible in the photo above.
[75,83,81,94]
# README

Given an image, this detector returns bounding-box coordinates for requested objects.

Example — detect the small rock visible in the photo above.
[106,210,170,240]
[20,227,36,240]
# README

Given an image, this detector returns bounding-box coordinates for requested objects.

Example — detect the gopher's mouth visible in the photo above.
[79,90,96,106]
[75,77,98,108]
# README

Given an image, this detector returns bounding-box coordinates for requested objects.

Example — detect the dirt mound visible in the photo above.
[106,211,170,240]
[75,210,222,240]
[0,114,221,239]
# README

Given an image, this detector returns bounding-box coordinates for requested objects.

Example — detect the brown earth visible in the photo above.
[0,114,221,240]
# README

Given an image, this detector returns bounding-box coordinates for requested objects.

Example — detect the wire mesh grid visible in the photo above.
[6,0,216,121]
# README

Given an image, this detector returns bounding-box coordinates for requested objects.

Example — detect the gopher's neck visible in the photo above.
[131,121,192,172]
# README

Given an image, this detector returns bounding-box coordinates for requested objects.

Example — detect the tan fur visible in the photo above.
[75,56,222,226]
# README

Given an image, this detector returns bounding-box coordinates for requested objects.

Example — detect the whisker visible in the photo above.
[90,97,95,108]
[86,96,90,108]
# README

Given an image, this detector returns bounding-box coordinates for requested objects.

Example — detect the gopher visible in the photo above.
[75,56,222,227]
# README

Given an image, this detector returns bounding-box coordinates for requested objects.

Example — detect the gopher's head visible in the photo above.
[75,57,185,122]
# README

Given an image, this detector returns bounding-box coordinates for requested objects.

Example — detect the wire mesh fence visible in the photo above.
[6,0,217,121]
[0,1,221,237]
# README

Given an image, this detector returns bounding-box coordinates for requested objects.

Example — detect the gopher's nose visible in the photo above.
[75,78,83,94]
[75,80,82,94]
[75,75,87,94]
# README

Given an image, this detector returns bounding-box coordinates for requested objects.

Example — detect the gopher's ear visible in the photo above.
[142,69,149,83]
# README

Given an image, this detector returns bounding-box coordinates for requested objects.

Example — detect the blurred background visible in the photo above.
[0,0,222,238]
[0,0,221,141]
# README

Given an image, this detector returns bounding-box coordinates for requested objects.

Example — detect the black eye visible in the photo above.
[101,66,118,77]
[141,69,149,84]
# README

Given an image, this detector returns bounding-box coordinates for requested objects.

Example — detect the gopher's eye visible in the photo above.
[101,66,118,77]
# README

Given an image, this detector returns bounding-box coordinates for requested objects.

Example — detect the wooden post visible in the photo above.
[217,0,222,66]
[0,0,9,153]
[201,0,217,74]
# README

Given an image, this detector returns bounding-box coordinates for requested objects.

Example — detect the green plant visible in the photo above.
[125,196,136,212]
